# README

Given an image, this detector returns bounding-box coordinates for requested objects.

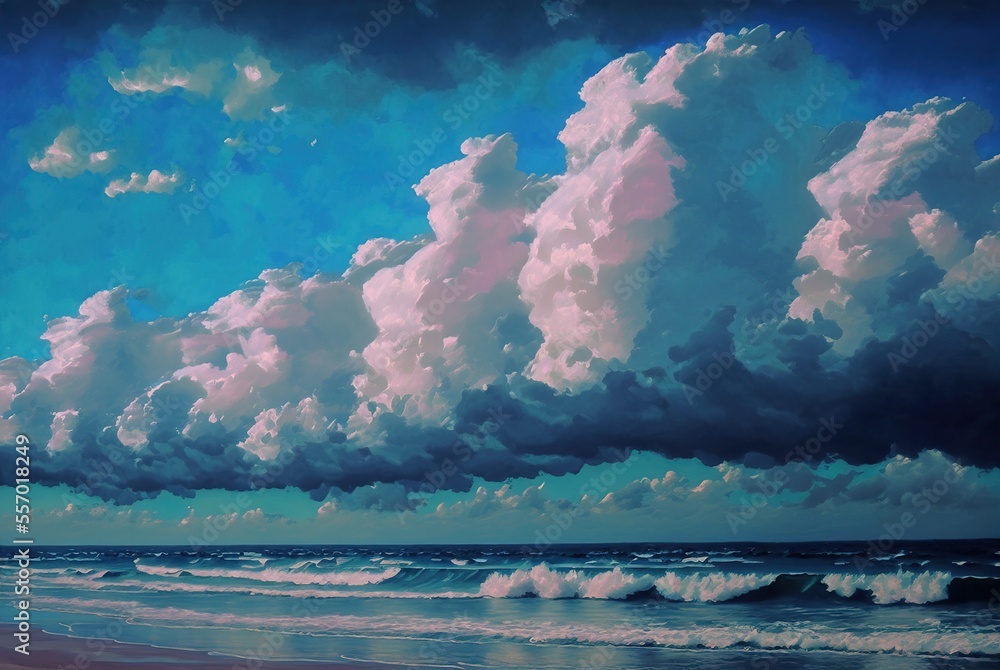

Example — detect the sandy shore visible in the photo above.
[0,626,398,669]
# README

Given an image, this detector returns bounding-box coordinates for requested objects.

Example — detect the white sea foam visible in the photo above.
[133,561,400,586]
[479,564,655,599]
[821,570,952,604]
[32,597,1000,656]
[42,559,973,608]
[654,572,779,602]
[46,576,473,599]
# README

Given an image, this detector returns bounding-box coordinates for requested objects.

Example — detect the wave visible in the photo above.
[480,565,657,599]
[478,565,1000,604]
[47,575,475,599]
[133,561,401,586]
[822,570,952,604]
[33,597,1000,657]
[479,565,783,601]
[655,571,779,602]
[34,559,1000,606]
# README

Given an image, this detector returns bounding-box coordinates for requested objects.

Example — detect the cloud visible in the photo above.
[109,63,220,97]
[103,32,278,120]
[223,50,282,121]
[3,25,999,506]
[519,122,684,390]
[790,98,997,353]
[352,133,540,423]
[104,169,184,198]
[393,449,1000,541]
[29,128,115,178]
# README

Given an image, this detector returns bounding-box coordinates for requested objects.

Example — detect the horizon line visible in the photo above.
[5,537,998,548]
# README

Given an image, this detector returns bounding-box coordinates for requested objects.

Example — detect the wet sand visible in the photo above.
[0,626,398,669]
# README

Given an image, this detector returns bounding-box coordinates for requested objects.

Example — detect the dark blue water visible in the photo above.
[3,541,999,668]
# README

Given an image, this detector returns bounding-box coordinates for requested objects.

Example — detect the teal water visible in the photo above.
[4,541,1000,669]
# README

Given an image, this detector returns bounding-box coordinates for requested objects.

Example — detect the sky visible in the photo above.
[0,0,998,545]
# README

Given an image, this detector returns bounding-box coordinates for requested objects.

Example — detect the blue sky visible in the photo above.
[1,0,999,544]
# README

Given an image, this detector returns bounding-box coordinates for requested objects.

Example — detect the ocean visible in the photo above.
[4,540,1000,669]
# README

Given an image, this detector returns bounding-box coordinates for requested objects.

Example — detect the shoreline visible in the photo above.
[0,626,399,669]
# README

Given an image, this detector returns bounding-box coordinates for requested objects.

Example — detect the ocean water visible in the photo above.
[3,540,1000,669]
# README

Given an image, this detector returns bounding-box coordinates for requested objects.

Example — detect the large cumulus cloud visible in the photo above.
[3,25,999,505]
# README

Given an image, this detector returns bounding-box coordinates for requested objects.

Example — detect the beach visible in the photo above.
[0,625,397,669]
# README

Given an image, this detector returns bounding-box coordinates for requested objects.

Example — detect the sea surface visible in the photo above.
[3,540,1000,669]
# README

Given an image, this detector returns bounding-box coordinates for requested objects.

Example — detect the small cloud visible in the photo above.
[29,128,115,178]
[109,62,219,97]
[105,169,184,198]
[223,49,281,120]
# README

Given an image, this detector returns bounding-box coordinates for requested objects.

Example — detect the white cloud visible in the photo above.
[48,409,79,452]
[4,26,999,506]
[519,125,683,390]
[29,128,115,178]
[240,397,330,461]
[791,98,996,352]
[352,133,536,423]
[109,62,220,96]
[223,49,282,120]
[104,169,184,198]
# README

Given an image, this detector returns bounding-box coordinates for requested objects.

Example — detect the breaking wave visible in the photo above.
[133,560,401,586]
[26,559,1000,606]
[477,564,999,604]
